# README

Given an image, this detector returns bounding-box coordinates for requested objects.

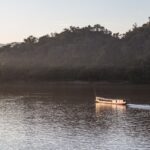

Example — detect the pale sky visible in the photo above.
[0,0,150,43]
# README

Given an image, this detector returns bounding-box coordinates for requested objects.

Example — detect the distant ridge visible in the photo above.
[0,20,150,83]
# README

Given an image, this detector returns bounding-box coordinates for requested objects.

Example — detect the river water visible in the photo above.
[0,83,150,150]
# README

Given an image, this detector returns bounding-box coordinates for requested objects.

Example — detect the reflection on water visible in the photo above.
[96,103,126,117]
[0,83,149,150]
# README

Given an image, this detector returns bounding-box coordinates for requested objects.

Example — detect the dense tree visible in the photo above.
[38,35,50,45]
[24,36,37,44]
[0,22,150,83]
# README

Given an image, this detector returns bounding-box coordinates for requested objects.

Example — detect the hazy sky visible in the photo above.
[0,0,150,43]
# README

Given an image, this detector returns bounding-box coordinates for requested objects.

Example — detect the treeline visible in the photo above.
[0,20,150,83]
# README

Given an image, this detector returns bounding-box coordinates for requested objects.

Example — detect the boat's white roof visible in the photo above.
[96,97,124,101]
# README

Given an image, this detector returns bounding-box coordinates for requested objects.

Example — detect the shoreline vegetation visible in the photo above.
[1,19,150,83]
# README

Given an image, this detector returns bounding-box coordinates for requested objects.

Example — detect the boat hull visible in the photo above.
[96,97,127,105]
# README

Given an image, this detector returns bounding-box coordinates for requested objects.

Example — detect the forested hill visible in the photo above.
[0,22,150,83]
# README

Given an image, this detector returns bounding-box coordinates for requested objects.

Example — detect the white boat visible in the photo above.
[96,97,126,105]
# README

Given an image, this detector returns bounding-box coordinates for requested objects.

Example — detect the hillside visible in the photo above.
[0,44,4,47]
[0,23,150,83]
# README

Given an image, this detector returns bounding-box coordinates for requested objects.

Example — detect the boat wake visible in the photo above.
[128,104,150,110]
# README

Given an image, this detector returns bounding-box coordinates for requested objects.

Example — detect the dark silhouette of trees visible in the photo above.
[94,24,101,32]
[0,22,150,83]
[132,23,138,30]
[24,36,37,44]
[38,35,50,45]
[113,33,120,39]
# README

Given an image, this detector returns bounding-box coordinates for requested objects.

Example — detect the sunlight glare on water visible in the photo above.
[0,83,149,150]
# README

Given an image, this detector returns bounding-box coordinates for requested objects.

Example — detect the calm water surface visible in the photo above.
[0,83,150,150]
